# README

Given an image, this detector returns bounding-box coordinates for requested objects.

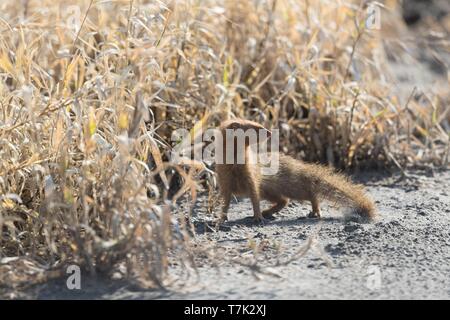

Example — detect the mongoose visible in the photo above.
[215,119,376,223]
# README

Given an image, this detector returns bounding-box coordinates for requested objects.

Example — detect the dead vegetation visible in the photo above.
[0,0,448,291]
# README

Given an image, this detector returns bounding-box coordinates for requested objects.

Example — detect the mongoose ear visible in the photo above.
[250,123,271,139]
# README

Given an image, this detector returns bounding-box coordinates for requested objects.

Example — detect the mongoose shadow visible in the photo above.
[192,212,351,236]
[224,215,344,228]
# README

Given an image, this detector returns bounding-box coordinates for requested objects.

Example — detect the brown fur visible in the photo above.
[215,119,376,223]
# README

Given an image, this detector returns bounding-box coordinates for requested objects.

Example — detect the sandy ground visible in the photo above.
[23,169,450,300]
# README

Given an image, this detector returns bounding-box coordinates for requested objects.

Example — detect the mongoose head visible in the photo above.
[219,118,271,146]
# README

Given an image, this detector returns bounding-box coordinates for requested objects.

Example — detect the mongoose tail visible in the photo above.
[302,162,376,219]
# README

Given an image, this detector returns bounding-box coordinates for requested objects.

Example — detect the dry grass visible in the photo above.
[0,0,449,289]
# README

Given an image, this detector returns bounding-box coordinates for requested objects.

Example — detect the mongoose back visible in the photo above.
[215,118,376,223]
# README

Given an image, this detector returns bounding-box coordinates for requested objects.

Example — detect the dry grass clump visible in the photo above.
[0,0,448,289]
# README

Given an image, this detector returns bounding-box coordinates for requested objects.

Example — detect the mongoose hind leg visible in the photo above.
[262,197,289,218]
[308,197,321,218]
[216,190,231,224]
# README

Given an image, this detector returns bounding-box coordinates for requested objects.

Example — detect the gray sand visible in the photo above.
[24,169,450,300]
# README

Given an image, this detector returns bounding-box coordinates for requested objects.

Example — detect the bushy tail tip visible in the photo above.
[354,197,376,219]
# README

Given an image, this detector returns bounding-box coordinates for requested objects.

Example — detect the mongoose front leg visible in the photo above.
[308,197,321,218]
[262,197,289,218]
[250,195,265,223]
[217,190,231,223]
[248,183,266,224]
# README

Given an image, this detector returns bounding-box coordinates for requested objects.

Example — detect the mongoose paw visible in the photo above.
[253,216,268,224]
[214,215,228,225]
[307,211,321,219]
[262,212,276,220]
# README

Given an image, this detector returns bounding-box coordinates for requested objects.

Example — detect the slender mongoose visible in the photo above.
[215,118,376,223]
